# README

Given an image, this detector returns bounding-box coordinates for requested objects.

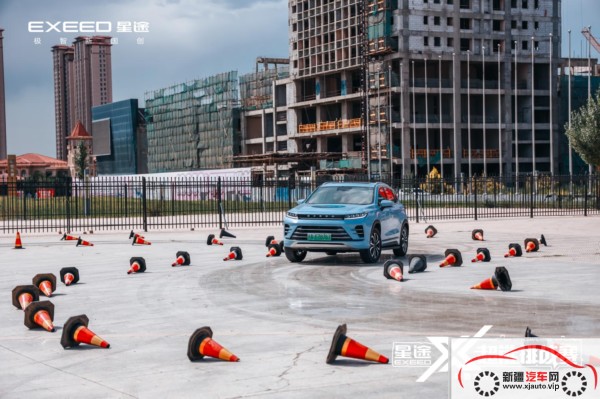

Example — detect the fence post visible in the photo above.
[584,174,589,217]
[142,177,148,232]
[65,178,71,233]
[473,176,478,221]
[530,174,534,218]
[414,177,419,223]
[217,177,223,229]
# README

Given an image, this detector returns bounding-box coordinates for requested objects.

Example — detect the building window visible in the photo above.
[522,0,528,8]
[424,36,429,46]
[434,0,440,4]
[423,16,428,25]
[447,37,454,47]
[493,20,503,31]
[534,0,539,8]
[460,38,470,51]
[511,20,517,29]
[460,18,472,30]
[534,21,539,30]
[534,40,539,50]
[522,40,528,50]
[511,41,516,50]
[522,20,528,29]
[511,0,517,7]
[434,16,440,25]
[434,37,441,47]
[447,0,453,4]
[460,0,470,9]
[447,17,453,26]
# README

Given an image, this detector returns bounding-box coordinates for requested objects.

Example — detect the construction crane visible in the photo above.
[581,27,600,55]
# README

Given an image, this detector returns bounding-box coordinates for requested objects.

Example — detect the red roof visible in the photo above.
[67,121,92,140]
[0,153,68,170]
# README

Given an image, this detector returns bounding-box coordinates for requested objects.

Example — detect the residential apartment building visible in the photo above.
[52,36,113,161]
[0,29,7,160]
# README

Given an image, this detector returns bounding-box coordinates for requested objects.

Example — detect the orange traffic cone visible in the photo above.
[439,249,463,267]
[76,237,94,247]
[207,234,223,246]
[471,247,491,263]
[127,257,146,274]
[266,243,281,257]
[132,236,151,245]
[61,314,110,349]
[470,266,512,291]
[60,267,80,286]
[504,243,523,258]
[187,326,239,362]
[383,260,403,282]
[223,247,243,261]
[14,231,24,249]
[524,238,540,253]
[326,324,388,364]
[472,229,484,241]
[171,251,191,267]
[32,273,57,297]
[12,285,40,310]
[425,225,437,238]
[525,326,538,338]
[129,230,144,240]
[61,233,78,241]
[24,300,55,332]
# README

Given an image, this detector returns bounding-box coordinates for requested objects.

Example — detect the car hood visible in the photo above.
[291,203,370,215]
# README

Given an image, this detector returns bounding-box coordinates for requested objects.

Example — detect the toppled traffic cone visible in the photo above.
[61,314,110,349]
[223,247,243,261]
[525,326,538,338]
[60,267,80,286]
[187,326,239,362]
[127,257,146,274]
[266,243,281,257]
[14,231,24,249]
[524,238,540,253]
[24,300,55,332]
[439,249,463,267]
[32,273,57,297]
[326,324,388,364]
[383,260,403,282]
[219,228,236,239]
[265,235,276,247]
[472,229,484,241]
[471,248,491,263]
[129,230,144,240]
[408,254,427,273]
[425,225,437,238]
[76,237,94,247]
[132,236,151,246]
[504,243,523,258]
[207,234,223,246]
[172,251,191,267]
[470,266,512,291]
[540,234,547,246]
[61,233,78,241]
[12,285,40,310]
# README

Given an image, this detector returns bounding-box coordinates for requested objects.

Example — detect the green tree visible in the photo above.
[75,141,88,180]
[565,91,600,168]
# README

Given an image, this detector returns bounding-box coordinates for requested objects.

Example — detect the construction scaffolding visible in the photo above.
[145,71,240,172]
[239,64,289,111]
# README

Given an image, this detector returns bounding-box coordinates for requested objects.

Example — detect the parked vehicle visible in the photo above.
[282,182,409,263]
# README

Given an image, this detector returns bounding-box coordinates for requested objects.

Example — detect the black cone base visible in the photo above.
[187,326,214,361]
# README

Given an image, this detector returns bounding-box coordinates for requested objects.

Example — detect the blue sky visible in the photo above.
[0,0,598,157]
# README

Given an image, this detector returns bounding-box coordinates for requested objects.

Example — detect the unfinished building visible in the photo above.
[286,0,561,178]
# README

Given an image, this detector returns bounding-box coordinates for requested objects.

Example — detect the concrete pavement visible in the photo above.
[1,216,599,398]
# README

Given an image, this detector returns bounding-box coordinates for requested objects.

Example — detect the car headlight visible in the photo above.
[345,212,367,220]
[286,211,298,219]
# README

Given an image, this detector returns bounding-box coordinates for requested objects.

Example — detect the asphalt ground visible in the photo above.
[1,216,599,398]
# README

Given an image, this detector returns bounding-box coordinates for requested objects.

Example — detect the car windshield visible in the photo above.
[306,186,373,205]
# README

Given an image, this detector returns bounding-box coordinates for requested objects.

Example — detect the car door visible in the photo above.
[378,185,397,245]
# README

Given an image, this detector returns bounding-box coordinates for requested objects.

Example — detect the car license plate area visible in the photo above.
[307,233,332,241]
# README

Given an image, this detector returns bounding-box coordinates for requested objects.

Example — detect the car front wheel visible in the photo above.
[285,248,307,263]
[360,226,381,263]
[393,223,409,257]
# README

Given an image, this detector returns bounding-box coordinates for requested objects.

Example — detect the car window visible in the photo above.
[306,186,374,205]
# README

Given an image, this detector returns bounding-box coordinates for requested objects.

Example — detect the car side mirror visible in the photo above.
[297,199,305,204]
[380,200,394,209]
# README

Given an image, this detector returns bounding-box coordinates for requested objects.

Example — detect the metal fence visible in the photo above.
[1,174,598,233]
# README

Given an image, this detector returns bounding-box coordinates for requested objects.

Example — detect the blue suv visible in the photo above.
[283,182,409,263]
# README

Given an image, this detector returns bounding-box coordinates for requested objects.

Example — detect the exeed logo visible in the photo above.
[28,21,112,33]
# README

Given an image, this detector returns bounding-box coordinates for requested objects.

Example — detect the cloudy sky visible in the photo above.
[0,0,598,157]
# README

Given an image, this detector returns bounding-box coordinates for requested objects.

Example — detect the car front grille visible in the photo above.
[297,214,345,220]
[291,226,352,241]
[284,224,290,236]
